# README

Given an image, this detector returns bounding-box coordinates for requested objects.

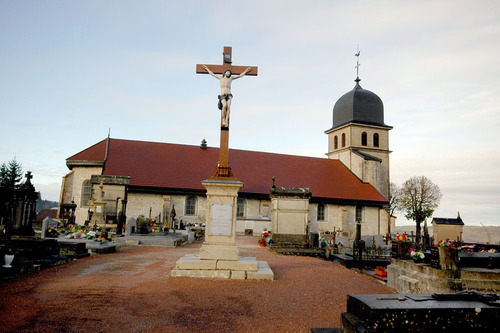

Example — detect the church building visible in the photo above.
[58,75,394,240]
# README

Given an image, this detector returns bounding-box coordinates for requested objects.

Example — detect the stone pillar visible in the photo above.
[199,179,243,261]
[270,186,311,248]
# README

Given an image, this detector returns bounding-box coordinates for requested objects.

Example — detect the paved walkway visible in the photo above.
[0,236,395,332]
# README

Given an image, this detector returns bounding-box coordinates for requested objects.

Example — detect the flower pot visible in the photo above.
[438,247,458,270]
[3,254,14,268]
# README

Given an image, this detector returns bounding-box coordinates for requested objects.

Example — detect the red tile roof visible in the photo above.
[67,138,388,204]
[36,208,58,221]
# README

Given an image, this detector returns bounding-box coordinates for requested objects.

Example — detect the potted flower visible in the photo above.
[438,238,458,270]
[410,248,425,263]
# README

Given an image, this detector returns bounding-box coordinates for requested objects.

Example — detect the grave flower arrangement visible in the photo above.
[97,236,106,244]
[86,230,97,239]
[410,248,425,262]
[46,228,59,238]
[396,233,407,242]
[481,249,497,253]
[438,238,454,248]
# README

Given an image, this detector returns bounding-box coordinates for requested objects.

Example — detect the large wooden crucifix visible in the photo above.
[197,46,258,179]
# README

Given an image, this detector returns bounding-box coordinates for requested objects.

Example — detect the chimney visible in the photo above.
[200,139,207,149]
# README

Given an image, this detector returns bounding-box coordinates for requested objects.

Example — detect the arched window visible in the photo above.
[317,204,325,221]
[334,136,338,150]
[185,196,196,215]
[237,198,245,217]
[81,180,91,207]
[355,206,363,222]
[361,132,367,146]
[373,133,379,147]
[341,133,346,147]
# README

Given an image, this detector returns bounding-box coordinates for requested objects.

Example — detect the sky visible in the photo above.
[1,0,499,226]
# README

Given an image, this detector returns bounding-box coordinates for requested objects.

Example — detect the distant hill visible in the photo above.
[395,225,500,245]
[36,199,58,213]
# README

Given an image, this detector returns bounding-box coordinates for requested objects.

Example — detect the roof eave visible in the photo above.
[66,160,104,170]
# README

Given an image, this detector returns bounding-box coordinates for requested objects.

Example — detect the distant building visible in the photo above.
[36,208,58,222]
[59,75,394,239]
[432,212,465,244]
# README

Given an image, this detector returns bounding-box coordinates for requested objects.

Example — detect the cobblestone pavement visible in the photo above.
[0,236,395,332]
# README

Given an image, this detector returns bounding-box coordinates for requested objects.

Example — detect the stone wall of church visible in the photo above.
[63,166,103,225]
[307,203,388,239]
[126,193,208,226]
[59,170,74,206]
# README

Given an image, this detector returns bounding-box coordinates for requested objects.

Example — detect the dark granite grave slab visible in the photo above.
[460,252,500,269]
[342,292,500,332]
[9,238,59,260]
[58,241,90,258]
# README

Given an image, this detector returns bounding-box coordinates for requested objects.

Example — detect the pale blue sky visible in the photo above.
[1,1,499,226]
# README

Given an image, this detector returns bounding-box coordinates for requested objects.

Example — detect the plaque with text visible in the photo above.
[209,203,233,236]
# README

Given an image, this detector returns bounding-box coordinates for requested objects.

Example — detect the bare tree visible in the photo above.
[398,176,442,243]
[387,182,400,234]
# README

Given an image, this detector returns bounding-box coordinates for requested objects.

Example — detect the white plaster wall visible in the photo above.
[64,166,103,225]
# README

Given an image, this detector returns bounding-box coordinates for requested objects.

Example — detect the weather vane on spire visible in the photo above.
[355,45,361,79]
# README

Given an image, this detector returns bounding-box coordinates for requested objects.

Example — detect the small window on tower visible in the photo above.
[341,133,346,147]
[373,133,379,147]
[334,136,338,149]
[361,132,367,146]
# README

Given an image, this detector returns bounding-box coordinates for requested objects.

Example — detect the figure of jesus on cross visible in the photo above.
[203,65,251,127]
[197,47,257,128]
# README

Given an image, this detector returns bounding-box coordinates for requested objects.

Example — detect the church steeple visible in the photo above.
[325,53,393,199]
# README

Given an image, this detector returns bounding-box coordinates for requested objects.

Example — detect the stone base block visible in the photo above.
[271,234,308,248]
[217,256,258,271]
[170,254,274,281]
[247,261,274,281]
[175,254,217,270]
[230,270,247,280]
[170,269,231,279]
[199,243,239,261]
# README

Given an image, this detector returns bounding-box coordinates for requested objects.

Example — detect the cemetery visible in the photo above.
[2,45,499,331]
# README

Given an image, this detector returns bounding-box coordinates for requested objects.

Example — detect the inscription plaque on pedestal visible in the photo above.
[209,203,233,236]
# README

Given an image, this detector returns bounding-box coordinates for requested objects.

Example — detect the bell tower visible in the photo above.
[325,66,392,199]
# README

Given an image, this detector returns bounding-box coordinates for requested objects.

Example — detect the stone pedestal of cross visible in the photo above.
[196,46,258,179]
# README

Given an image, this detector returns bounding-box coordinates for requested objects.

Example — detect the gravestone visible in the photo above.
[125,217,136,235]
[341,291,500,332]
[41,217,59,239]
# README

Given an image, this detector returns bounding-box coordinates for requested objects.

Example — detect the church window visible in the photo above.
[317,204,325,221]
[185,196,197,215]
[355,206,363,222]
[341,133,346,147]
[373,133,379,147]
[361,132,367,146]
[237,198,245,218]
[334,136,338,150]
[81,180,91,207]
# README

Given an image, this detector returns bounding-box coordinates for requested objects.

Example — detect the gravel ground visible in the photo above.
[0,236,395,332]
